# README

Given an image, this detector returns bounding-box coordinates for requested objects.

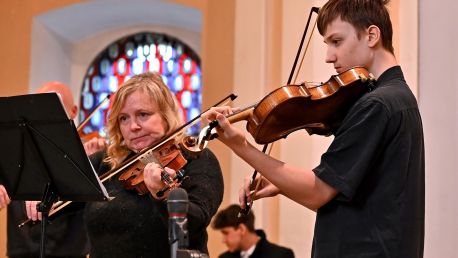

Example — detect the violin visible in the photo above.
[116,136,203,196]
[195,67,375,219]
[113,93,237,196]
[201,66,375,145]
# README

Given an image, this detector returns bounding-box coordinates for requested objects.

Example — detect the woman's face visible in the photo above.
[118,90,167,152]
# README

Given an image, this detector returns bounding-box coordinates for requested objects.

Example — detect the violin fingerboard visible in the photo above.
[139,149,159,165]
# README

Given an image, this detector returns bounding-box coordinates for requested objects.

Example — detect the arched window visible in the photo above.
[79,32,201,137]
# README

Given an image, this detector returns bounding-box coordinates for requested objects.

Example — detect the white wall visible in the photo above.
[419,0,458,257]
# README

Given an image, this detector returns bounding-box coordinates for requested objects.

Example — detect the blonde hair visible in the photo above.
[104,72,182,168]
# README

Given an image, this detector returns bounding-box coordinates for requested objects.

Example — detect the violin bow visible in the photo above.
[238,143,273,218]
[77,94,111,132]
[288,7,320,85]
[238,7,320,219]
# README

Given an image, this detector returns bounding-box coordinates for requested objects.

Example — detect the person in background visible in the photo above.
[82,72,223,257]
[1,81,105,258]
[202,0,424,257]
[212,204,295,258]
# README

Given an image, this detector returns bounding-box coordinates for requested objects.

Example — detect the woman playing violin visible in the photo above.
[85,72,224,258]
[203,0,424,257]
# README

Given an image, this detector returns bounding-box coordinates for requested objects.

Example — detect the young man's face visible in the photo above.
[219,226,244,252]
[323,17,371,73]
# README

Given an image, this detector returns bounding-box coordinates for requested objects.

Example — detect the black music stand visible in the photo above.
[0,92,109,258]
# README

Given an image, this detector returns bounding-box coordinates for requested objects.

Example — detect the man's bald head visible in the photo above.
[36,81,77,119]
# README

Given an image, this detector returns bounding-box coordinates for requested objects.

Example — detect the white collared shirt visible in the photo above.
[240,244,256,258]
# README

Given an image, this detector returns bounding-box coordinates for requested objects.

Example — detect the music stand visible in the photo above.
[0,92,109,258]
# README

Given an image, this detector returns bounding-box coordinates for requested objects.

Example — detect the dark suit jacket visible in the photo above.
[219,230,295,258]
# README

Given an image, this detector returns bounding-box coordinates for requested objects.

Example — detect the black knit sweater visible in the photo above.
[85,148,224,258]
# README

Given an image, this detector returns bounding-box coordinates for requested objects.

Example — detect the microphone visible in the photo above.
[168,188,189,258]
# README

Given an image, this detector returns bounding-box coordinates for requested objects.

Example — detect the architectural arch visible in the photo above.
[29,0,202,122]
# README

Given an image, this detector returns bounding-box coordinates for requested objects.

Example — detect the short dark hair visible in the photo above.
[317,0,394,54]
[212,204,256,232]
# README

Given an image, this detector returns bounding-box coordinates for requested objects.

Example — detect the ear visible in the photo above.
[69,105,78,120]
[238,224,248,234]
[366,25,381,48]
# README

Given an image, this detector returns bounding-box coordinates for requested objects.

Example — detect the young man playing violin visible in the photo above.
[203,0,425,257]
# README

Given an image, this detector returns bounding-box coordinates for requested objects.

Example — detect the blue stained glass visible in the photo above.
[189,107,200,120]
[136,46,144,59]
[78,110,85,123]
[98,128,107,138]
[100,77,110,92]
[90,109,102,126]
[158,43,166,57]
[132,58,144,75]
[124,75,132,83]
[191,74,200,90]
[87,66,94,76]
[109,76,118,92]
[150,44,157,56]
[164,45,173,61]
[92,76,102,92]
[149,57,160,72]
[83,78,90,92]
[100,59,111,75]
[82,126,92,134]
[162,75,168,86]
[117,58,127,75]
[125,42,135,57]
[167,60,175,74]
[174,75,184,91]
[183,58,191,73]
[98,93,111,109]
[161,60,169,74]
[143,44,150,56]
[108,44,119,59]
[176,44,183,56]
[80,32,202,135]
[83,92,94,110]
[181,91,192,108]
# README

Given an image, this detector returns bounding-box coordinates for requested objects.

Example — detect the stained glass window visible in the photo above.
[79,32,202,137]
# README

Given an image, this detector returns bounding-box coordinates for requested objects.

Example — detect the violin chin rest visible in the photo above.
[304,123,332,136]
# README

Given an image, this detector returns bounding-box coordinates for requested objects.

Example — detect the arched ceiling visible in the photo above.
[34,0,202,42]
